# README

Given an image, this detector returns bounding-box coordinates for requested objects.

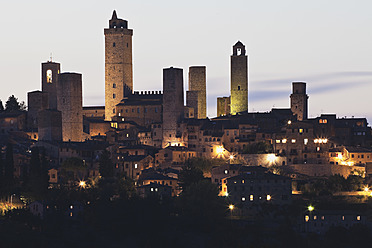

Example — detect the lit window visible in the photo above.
[282,139,287,143]
[224,170,228,174]
[242,197,246,201]
[305,215,309,222]
[317,147,320,151]
[357,216,361,221]
[250,195,254,201]
[134,163,138,169]
[266,195,271,201]
[155,188,158,192]
[304,139,308,145]
[299,129,303,133]
[321,216,325,220]
[342,216,345,221]
[46,69,52,83]
[313,215,317,220]
[276,140,280,144]
[287,120,292,125]
[70,205,73,209]
[151,188,154,192]
[291,139,296,143]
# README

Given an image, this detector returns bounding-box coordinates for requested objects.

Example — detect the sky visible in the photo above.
[0,0,371,122]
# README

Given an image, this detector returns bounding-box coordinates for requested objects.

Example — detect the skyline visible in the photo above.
[1,1,372,121]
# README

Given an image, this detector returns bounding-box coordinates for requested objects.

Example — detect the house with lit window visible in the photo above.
[221,166,292,207]
[138,171,179,196]
[137,182,172,199]
[114,154,154,180]
[298,210,367,234]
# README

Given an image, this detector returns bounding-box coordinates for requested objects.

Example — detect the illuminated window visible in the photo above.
[304,139,308,145]
[151,188,154,192]
[266,195,271,201]
[276,140,280,143]
[317,147,320,152]
[291,139,296,143]
[242,197,246,201]
[224,170,228,174]
[299,129,303,133]
[342,216,345,221]
[321,216,325,220]
[46,69,52,83]
[282,139,287,143]
[305,215,309,222]
[357,216,361,221]
[314,215,317,220]
[250,195,254,201]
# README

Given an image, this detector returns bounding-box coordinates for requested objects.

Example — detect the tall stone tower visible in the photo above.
[57,73,83,142]
[230,41,248,115]
[162,67,184,147]
[104,10,133,121]
[42,61,60,110]
[186,66,206,119]
[290,82,308,121]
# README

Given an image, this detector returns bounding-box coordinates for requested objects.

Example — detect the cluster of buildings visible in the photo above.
[2,11,372,206]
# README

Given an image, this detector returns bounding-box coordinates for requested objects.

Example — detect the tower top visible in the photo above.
[232,41,246,56]
[109,10,128,29]
[111,10,118,20]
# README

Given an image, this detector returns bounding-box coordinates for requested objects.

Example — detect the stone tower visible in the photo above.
[42,61,60,110]
[186,66,206,119]
[290,82,308,121]
[57,73,83,142]
[38,109,62,142]
[162,67,184,147]
[104,10,133,121]
[217,96,231,116]
[27,91,49,129]
[230,41,248,115]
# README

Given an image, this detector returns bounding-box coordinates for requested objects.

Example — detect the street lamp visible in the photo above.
[308,205,314,212]
[79,180,86,189]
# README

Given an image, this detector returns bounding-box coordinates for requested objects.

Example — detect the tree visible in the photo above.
[177,180,226,224]
[5,95,26,112]
[61,157,85,184]
[3,143,15,195]
[26,147,49,200]
[0,100,4,112]
[243,142,273,154]
[99,150,114,178]
[178,163,204,191]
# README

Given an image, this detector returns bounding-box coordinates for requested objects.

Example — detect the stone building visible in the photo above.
[162,67,184,147]
[186,66,206,119]
[37,109,62,141]
[290,82,308,121]
[57,73,83,142]
[41,61,60,110]
[27,91,49,129]
[217,96,231,116]
[105,10,133,121]
[230,41,248,115]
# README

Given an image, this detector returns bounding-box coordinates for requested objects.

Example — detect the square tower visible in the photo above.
[186,66,207,119]
[104,10,133,121]
[230,41,248,115]
[42,61,60,110]
[290,82,309,121]
[162,67,184,147]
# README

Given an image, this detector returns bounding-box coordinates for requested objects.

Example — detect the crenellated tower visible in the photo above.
[104,10,133,121]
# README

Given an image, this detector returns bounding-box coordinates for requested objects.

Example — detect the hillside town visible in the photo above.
[0,10,372,247]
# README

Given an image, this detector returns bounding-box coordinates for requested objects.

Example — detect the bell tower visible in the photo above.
[230,41,248,115]
[104,10,133,121]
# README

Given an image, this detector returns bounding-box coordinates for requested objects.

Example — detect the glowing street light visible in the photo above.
[308,205,314,212]
[216,146,224,155]
[79,180,87,189]
[229,204,234,210]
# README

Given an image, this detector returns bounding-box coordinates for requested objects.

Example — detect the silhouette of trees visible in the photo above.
[5,95,26,112]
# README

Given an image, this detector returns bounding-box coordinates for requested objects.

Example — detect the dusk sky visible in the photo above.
[1,0,371,121]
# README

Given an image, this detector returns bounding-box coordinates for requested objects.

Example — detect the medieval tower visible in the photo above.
[41,61,60,110]
[57,73,83,142]
[162,67,184,148]
[290,82,309,121]
[104,10,133,121]
[230,41,248,115]
[186,66,207,119]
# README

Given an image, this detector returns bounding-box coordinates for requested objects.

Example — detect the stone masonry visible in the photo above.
[187,66,206,119]
[57,73,83,142]
[41,61,60,110]
[290,82,308,121]
[104,10,133,121]
[230,41,248,115]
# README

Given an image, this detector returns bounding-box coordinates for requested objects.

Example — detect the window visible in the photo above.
[113,109,115,114]
[304,138,308,145]
[250,195,254,201]
[137,108,140,113]
[113,94,116,99]
[134,163,138,169]
[113,42,116,47]
[291,139,296,143]
[113,83,116,88]
[46,69,52,83]
[241,197,246,201]
[238,85,241,90]
[155,107,158,113]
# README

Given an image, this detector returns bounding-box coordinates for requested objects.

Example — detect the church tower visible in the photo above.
[290,82,308,121]
[104,10,133,121]
[42,61,60,110]
[230,41,248,115]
